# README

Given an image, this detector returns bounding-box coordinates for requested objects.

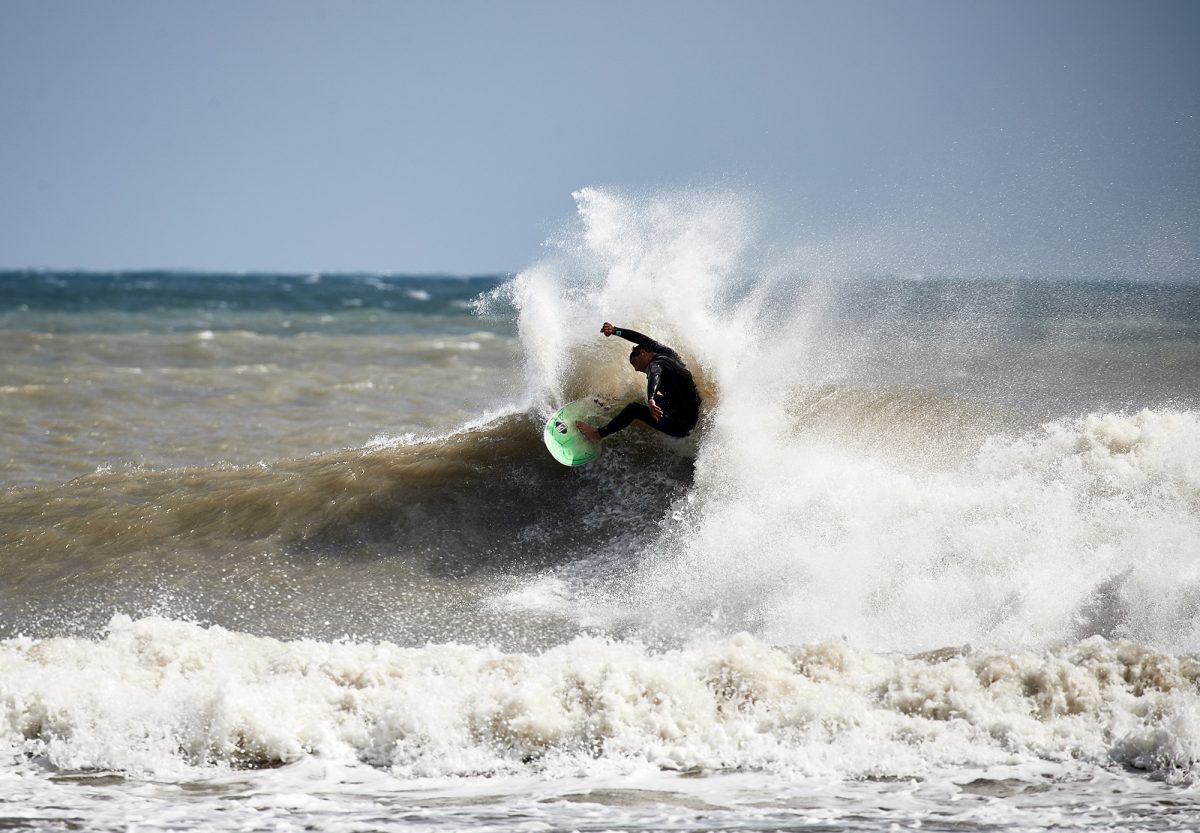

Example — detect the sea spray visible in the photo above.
[488,188,1200,654]
[478,187,761,414]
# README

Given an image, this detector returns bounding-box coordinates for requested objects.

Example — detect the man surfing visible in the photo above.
[576,322,701,442]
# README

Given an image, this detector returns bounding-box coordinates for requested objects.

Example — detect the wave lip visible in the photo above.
[3,617,1199,782]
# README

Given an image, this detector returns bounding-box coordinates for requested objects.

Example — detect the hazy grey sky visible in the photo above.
[2,1,1197,275]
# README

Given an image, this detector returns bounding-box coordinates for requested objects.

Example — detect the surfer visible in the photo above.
[576,322,701,442]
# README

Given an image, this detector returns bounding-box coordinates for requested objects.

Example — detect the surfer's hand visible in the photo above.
[601,322,615,337]
[648,399,663,420]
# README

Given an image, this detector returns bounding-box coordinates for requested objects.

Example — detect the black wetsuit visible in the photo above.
[599,328,701,439]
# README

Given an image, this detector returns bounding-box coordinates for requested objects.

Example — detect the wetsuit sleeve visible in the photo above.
[645,361,664,401]
[611,327,677,358]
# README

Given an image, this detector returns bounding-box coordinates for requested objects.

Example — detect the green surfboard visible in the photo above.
[543,398,605,466]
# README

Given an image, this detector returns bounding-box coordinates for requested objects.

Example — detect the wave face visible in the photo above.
[0,413,694,646]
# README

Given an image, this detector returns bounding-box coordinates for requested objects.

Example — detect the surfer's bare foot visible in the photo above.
[575,421,602,443]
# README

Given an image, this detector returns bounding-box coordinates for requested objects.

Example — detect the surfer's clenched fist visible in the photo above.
[601,322,616,337]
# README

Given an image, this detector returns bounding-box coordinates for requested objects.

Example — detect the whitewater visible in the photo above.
[2,188,1199,831]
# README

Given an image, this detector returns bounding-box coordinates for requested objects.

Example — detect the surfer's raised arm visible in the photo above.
[600,322,675,359]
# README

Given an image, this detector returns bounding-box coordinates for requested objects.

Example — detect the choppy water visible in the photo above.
[3,189,1200,830]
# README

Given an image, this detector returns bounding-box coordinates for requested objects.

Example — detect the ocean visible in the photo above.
[2,189,1200,831]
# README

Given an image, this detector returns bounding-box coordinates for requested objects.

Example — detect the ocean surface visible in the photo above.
[3,189,1200,831]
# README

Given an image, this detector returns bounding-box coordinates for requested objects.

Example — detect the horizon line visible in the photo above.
[0,267,515,279]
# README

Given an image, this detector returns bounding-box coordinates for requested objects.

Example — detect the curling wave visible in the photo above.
[0,411,695,643]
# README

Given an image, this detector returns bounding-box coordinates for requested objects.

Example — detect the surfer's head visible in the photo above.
[629,345,654,372]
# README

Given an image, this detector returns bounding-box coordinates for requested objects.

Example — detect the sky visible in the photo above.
[1,0,1198,277]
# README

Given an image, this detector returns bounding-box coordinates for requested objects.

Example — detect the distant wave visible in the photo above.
[0,271,508,333]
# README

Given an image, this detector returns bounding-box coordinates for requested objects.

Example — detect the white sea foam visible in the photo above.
[2,616,1197,783]
[589,406,1200,653]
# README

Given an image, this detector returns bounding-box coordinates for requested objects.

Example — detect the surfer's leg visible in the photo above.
[657,408,698,438]
[597,403,654,438]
